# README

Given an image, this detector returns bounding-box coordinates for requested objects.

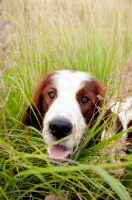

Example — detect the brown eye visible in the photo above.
[81,96,90,104]
[48,92,55,99]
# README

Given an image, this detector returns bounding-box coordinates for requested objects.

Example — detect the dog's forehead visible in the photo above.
[52,70,92,93]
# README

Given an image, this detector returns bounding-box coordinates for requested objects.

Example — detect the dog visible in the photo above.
[22,70,132,161]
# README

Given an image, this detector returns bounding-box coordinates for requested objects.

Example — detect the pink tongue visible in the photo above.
[48,145,73,160]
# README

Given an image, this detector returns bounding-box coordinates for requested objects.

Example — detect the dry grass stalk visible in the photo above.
[0,3,18,160]
[102,135,127,175]
[107,53,132,103]
[45,190,69,200]
[121,53,132,98]
[0,17,13,107]
[104,54,132,175]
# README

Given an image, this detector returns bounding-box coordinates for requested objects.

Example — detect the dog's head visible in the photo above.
[22,70,105,160]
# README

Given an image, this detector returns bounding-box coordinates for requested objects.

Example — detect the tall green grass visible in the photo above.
[0,0,132,199]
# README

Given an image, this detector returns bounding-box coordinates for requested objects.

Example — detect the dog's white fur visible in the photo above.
[43,70,92,150]
[102,97,132,141]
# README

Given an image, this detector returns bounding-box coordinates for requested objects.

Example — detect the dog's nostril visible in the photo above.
[49,124,57,133]
[49,118,73,139]
[65,127,71,134]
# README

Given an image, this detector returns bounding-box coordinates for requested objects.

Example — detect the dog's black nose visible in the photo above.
[49,118,73,140]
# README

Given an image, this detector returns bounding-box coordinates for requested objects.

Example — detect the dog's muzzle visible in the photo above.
[48,117,74,161]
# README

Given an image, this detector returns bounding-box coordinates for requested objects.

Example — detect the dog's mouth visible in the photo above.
[47,144,74,161]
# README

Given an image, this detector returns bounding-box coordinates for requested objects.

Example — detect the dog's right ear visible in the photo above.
[22,103,44,130]
[22,87,45,130]
[21,72,55,130]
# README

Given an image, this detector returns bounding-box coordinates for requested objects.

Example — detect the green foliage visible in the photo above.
[0,0,132,199]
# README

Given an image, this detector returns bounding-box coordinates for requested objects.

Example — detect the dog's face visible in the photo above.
[22,70,105,160]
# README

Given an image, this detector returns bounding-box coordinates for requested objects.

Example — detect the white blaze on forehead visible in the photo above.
[53,70,92,93]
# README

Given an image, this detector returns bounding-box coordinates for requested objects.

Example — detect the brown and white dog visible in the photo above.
[22,70,132,160]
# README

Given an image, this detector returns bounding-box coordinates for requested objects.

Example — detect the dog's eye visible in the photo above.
[81,96,90,104]
[48,92,55,99]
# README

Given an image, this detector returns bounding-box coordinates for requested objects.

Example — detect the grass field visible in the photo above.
[0,0,132,199]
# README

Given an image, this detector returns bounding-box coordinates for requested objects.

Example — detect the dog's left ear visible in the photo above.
[93,78,106,108]
[94,78,114,122]
[127,120,132,143]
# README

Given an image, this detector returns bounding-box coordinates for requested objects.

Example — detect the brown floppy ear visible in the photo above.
[22,103,44,130]
[22,72,54,130]
[93,78,114,122]
[90,78,106,122]
[94,79,123,132]
[22,89,45,130]
[94,78,106,108]
[127,120,132,143]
